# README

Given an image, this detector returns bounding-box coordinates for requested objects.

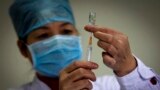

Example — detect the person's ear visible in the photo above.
[17,40,30,58]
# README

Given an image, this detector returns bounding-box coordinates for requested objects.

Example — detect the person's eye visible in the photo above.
[36,33,50,40]
[61,29,73,35]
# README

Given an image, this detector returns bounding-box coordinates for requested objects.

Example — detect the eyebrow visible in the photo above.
[60,22,70,27]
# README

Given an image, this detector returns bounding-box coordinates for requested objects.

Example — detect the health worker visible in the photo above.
[9,0,160,90]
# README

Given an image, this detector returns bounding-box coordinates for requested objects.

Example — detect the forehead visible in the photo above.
[32,22,74,32]
[38,22,73,29]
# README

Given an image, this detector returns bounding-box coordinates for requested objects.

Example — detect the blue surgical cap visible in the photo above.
[9,0,75,39]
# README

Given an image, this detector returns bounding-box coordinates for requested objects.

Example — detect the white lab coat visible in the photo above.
[9,57,160,90]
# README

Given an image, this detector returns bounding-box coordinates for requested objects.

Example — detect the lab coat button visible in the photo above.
[150,77,157,85]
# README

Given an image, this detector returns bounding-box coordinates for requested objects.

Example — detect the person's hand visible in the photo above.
[59,61,98,90]
[84,25,137,76]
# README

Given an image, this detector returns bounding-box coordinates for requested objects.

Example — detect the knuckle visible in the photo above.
[73,61,79,67]
[107,35,113,43]
[83,79,90,85]
[107,44,112,52]
[59,74,66,82]
[108,37,112,43]
[79,80,87,85]
[78,68,85,74]
[84,79,88,84]
[83,73,89,78]
[94,32,98,37]
[117,39,123,45]
[59,69,66,77]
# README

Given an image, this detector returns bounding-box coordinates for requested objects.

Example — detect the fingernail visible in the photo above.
[112,60,116,65]
[86,24,94,28]
[91,62,98,68]
[84,25,90,30]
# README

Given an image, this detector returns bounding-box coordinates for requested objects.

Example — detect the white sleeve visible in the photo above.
[8,77,51,90]
[92,75,120,90]
[92,56,160,90]
[116,56,160,90]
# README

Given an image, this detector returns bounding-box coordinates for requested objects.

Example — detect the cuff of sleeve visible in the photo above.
[116,56,156,87]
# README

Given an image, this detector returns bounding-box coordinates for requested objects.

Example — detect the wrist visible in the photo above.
[114,55,137,77]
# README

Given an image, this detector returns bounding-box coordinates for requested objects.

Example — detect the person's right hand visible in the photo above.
[59,61,98,90]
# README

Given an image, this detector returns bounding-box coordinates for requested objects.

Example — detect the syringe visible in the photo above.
[86,12,96,61]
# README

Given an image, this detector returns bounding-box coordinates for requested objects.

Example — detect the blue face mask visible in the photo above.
[27,35,82,77]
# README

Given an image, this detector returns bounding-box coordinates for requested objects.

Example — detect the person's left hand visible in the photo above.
[84,25,137,76]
